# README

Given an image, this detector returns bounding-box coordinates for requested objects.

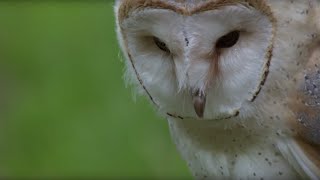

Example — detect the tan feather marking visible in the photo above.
[206,49,221,89]
[118,0,275,24]
[286,101,320,177]
[213,50,221,79]
[286,48,320,177]
[118,0,187,22]
[288,92,320,145]
[288,47,320,145]
[286,46,320,177]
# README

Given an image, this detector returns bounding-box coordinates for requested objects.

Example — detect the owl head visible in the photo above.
[115,0,320,122]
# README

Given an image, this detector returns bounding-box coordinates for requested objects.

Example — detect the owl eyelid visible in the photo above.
[153,36,170,53]
[216,30,240,49]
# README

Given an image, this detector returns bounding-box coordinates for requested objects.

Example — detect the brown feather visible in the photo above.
[288,47,320,145]
[294,137,320,170]
[287,46,320,174]
[118,0,276,24]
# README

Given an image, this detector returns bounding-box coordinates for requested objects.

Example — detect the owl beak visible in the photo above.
[192,90,206,118]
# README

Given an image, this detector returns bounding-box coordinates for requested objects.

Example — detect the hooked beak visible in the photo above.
[192,90,206,118]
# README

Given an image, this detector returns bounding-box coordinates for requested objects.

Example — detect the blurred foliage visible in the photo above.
[0,1,191,178]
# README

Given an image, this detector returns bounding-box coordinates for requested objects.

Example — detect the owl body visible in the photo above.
[115,0,320,179]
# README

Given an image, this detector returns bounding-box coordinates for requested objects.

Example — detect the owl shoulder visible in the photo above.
[287,45,320,178]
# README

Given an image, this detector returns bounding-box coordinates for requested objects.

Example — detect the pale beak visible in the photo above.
[192,90,206,118]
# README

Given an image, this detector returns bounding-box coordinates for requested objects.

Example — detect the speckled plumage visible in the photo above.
[115,0,320,179]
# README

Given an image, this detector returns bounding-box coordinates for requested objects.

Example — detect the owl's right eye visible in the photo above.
[216,30,240,49]
[153,37,170,53]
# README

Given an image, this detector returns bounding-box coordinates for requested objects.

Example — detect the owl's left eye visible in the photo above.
[153,37,170,53]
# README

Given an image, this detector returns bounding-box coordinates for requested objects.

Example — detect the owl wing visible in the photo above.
[285,46,320,179]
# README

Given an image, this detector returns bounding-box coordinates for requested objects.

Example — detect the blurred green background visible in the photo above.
[0,1,191,178]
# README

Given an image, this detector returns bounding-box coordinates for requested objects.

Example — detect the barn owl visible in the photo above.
[114,0,320,179]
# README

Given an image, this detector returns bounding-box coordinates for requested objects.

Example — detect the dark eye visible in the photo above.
[216,30,240,49]
[153,37,170,53]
